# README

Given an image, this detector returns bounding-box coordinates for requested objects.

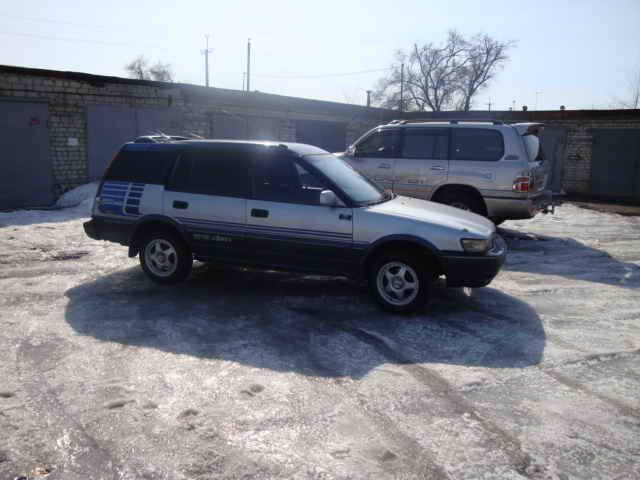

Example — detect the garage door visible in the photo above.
[591,130,640,199]
[0,101,54,209]
[295,119,346,153]
[87,106,185,181]
[541,126,568,193]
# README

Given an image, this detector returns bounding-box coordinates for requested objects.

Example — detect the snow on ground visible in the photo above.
[0,202,639,479]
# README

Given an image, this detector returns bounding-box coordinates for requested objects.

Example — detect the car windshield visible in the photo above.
[304,154,386,205]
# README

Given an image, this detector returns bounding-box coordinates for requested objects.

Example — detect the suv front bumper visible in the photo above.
[440,235,507,288]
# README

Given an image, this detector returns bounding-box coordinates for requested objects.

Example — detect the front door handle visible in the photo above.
[430,165,446,171]
[173,200,189,209]
[251,208,269,218]
[377,163,391,169]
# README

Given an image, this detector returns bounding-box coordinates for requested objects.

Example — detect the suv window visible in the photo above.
[356,129,400,158]
[252,154,327,205]
[169,145,250,197]
[401,129,449,159]
[105,148,177,184]
[452,128,504,161]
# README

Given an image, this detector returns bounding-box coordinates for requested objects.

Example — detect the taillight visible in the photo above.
[513,176,531,192]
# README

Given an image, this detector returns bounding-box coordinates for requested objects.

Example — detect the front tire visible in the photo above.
[368,252,431,313]
[139,231,192,285]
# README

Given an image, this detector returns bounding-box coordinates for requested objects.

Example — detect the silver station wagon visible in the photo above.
[84,140,506,312]
[341,120,554,224]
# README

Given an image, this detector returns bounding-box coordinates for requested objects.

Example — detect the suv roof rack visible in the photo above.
[386,119,504,126]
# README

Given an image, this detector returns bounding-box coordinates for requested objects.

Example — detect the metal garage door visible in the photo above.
[87,106,185,181]
[541,126,568,193]
[295,119,347,153]
[0,100,54,209]
[591,130,640,199]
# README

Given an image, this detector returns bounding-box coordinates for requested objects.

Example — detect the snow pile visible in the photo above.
[55,182,99,209]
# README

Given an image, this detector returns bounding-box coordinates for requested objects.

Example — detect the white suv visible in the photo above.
[341,120,554,224]
[84,140,506,312]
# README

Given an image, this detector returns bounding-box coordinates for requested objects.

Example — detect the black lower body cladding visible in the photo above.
[84,218,133,246]
[440,250,506,288]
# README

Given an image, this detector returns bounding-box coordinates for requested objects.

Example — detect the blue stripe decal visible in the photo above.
[176,216,351,239]
[98,182,146,218]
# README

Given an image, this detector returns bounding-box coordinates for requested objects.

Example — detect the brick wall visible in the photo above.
[544,117,640,194]
[0,67,388,198]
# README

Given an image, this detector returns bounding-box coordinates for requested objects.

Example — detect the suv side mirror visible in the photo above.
[319,189,339,207]
[346,145,356,157]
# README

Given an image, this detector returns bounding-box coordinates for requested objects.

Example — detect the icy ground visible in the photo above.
[0,193,639,480]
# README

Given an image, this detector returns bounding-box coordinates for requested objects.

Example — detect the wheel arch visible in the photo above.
[127,215,191,258]
[431,183,488,216]
[361,235,443,277]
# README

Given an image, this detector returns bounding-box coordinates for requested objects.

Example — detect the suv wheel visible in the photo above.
[140,231,192,284]
[436,190,484,216]
[369,252,431,313]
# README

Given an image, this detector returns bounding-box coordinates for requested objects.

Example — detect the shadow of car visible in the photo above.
[65,263,545,378]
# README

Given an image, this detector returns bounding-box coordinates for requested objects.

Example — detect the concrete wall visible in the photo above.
[0,66,392,197]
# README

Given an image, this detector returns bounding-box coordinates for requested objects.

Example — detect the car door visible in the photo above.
[393,128,450,199]
[163,144,251,261]
[345,128,401,191]
[245,151,354,274]
[448,128,505,193]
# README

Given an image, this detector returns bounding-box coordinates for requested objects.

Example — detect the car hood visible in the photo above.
[366,195,495,238]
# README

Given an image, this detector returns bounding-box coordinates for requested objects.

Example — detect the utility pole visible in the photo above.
[202,35,213,87]
[399,63,404,112]
[366,90,372,108]
[246,38,251,92]
[486,97,492,112]
[242,72,246,91]
[535,91,542,110]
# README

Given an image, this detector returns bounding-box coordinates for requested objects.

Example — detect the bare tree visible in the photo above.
[125,56,174,82]
[617,67,640,109]
[125,55,150,80]
[149,61,174,82]
[374,31,514,111]
[458,34,514,111]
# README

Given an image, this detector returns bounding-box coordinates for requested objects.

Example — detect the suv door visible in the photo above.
[393,128,450,199]
[246,151,354,274]
[346,128,401,191]
[164,144,251,261]
[448,128,505,193]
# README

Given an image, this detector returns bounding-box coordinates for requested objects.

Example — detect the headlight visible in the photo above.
[461,238,490,253]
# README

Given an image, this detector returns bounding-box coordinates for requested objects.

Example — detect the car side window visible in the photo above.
[168,146,250,197]
[452,128,504,161]
[401,129,449,159]
[355,129,401,158]
[252,154,328,205]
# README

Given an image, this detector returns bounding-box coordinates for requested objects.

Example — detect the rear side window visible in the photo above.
[169,145,250,198]
[105,148,177,184]
[355,129,401,158]
[401,129,449,159]
[452,129,504,161]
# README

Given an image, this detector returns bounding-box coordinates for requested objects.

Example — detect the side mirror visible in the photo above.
[346,145,356,157]
[319,189,339,207]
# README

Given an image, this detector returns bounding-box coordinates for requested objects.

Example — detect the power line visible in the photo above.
[0,30,161,49]
[254,67,391,80]
[0,12,127,31]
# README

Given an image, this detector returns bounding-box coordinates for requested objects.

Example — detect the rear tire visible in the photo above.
[139,230,192,285]
[368,251,431,313]
[435,190,485,216]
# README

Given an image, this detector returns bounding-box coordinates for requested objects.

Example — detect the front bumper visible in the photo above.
[440,235,507,288]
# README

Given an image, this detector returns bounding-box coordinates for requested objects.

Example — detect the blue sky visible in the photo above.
[0,0,638,110]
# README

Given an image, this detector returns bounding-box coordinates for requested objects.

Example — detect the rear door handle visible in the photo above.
[430,165,446,171]
[173,200,189,209]
[251,208,269,218]
[377,163,391,169]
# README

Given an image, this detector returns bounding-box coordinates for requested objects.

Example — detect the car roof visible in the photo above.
[123,139,329,157]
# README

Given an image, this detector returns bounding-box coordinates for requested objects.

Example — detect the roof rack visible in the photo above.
[386,119,504,126]
[133,132,202,144]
